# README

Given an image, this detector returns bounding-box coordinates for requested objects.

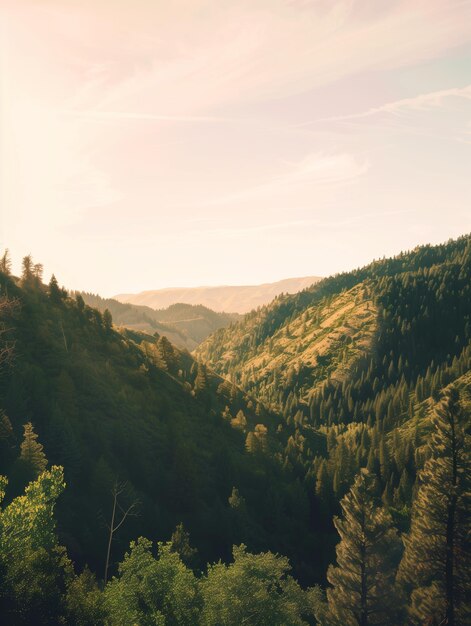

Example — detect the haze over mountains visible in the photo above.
[115,276,321,314]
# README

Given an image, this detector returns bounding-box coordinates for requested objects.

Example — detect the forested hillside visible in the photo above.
[78,292,239,349]
[0,257,318,585]
[198,234,471,556]
[0,237,470,625]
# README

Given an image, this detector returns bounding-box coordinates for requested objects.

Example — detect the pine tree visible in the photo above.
[21,255,34,283]
[245,431,258,454]
[170,522,197,567]
[316,459,331,521]
[315,459,329,498]
[33,263,44,282]
[378,440,389,482]
[231,410,247,431]
[398,386,470,625]
[0,410,13,440]
[194,362,208,394]
[75,293,85,312]
[254,423,268,452]
[157,335,177,372]
[49,274,63,303]
[326,469,403,625]
[103,308,113,332]
[228,487,246,511]
[0,249,12,275]
[20,422,48,477]
[0,410,14,473]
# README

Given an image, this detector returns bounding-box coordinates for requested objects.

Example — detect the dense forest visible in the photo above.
[0,236,470,624]
[197,235,471,513]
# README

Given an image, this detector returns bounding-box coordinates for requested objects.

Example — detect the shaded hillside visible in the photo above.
[115,275,321,314]
[0,267,320,583]
[78,292,239,350]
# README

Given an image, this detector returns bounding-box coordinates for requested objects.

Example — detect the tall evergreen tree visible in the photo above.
[399,386,470,625]
[326,470,403,626]
[20,422,48,478]
[103,309,113,332]
[33,263,44,282]
[0,250,12,275]
[194,362,208,394]
[170,522,197,567]
[48,274,63,303]
[21,255,34,284]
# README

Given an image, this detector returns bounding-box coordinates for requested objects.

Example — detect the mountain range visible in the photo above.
[114,275,321,314]
[77,292,239,350]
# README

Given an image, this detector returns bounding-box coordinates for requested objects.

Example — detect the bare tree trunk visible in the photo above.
[104,484,118,584]
[103,481,139,585]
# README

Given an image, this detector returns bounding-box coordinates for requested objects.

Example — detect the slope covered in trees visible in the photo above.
[78,292,239,349]
[197,236,471,501]
[197,235,471,412]
[1,379,469,625]
[1,237,470,625]
[0,259,317,583]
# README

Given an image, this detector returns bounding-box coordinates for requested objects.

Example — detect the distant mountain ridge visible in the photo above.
[114,276,322,314]
[78,292,239,350]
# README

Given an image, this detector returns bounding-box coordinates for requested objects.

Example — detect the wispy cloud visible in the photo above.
[32,1,471,119]
[299,85,471,126]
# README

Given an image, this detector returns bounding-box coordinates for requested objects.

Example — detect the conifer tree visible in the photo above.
[157,335,177,372]
[49,274,63,303]
[0,410,13,441]
[20,422,48,478]
[378,440,389,482]
[0,249,12,275]
[170,522,197,567]
[33,263,44,282]
[245,431,258,453]
[75,293,85,312]
[326,469,403,625]
[315,459,329,499]
[399,386,470,625]
[253,423,268,452]
[231,410,247,431]
[0,411,14,473]
[228,487,246,511]
[194,362,208,394]
[103,309,113,332]
[21,255,34,284]
[316,459,332,521]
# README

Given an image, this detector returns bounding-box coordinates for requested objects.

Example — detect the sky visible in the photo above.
[1,0,471,296]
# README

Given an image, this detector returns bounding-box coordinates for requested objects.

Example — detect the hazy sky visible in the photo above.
[1,0,471,296]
